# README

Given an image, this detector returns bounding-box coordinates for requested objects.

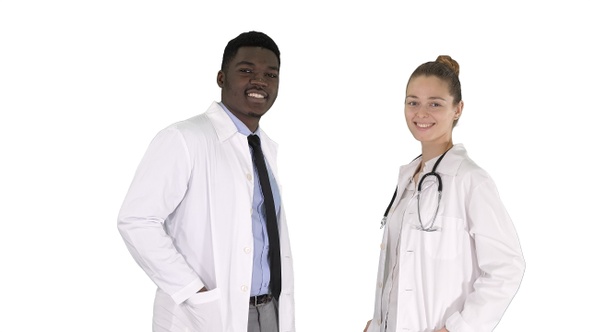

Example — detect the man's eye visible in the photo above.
[239,68,253,73]
[266,73,278,78]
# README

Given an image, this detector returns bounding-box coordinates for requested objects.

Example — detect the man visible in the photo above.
[118,31,295,332]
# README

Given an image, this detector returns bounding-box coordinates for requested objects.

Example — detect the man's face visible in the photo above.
[217,46,279,131]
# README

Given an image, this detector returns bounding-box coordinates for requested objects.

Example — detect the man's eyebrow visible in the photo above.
[234,60,254,67]
[234,61,279,71]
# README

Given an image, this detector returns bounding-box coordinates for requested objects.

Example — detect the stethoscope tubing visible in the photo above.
[381,148,451,230]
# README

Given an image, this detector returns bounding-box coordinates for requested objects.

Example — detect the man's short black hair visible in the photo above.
[221,31,280,71]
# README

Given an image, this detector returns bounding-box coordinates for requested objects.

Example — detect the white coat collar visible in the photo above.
[205,102,240,142]
[399,144,468,179]
[204,101,276,150]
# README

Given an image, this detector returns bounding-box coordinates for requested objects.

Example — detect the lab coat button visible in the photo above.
[378,282,383,288]
[244,247,252,254]
[247,173,253,181]
[241,285,249,292]
[380,243,385,250]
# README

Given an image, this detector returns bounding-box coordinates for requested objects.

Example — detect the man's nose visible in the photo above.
[250,76,267,87]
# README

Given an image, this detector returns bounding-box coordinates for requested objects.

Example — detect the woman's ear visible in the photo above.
[454,100,464,120]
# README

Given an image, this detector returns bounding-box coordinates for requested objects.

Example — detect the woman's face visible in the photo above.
[404,75,463,145]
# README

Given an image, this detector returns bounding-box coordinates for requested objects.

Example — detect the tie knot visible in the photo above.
[248,134,261,148]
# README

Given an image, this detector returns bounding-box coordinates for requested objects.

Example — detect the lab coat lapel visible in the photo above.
[205,102,253,177]
[386,158,421,217]
[205,102,239,142]
[206,102,278,176]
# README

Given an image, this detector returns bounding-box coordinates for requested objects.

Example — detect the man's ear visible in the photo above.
[217,70,224,88]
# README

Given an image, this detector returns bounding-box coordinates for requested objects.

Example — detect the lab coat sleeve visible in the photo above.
[445,178,525,332]
[117,126,204,304]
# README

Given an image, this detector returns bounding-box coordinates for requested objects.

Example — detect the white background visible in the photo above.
[1,1,588,331]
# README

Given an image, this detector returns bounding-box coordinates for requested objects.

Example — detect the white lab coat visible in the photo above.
[368,144,524,332]
[118,102,295,332]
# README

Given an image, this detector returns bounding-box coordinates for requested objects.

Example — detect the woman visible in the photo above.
[364,56,525,332]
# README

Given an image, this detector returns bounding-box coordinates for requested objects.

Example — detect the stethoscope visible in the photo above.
[380,148,451,232]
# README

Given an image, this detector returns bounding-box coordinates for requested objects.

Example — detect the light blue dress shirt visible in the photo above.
[220,103,281,297]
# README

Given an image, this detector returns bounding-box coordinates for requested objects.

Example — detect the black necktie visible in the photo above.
[248,134,281,300]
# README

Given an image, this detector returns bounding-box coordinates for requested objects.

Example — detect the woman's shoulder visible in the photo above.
[452,144,493,183]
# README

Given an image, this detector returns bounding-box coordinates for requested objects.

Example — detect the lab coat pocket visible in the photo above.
[422,216,464,260]
[183,288,223,331]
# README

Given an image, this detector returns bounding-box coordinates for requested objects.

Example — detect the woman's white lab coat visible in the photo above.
[118,102,295,332]
[367,144,524,332]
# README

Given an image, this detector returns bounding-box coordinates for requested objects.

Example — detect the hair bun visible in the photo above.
[436,55,460,76]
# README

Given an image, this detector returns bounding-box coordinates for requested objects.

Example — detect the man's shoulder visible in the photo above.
[174,112,211,131]
[165,103,221,136]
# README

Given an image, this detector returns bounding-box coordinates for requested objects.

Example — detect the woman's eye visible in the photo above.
[239,68,253,73]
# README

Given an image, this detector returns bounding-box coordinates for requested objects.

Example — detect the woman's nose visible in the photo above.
[415,105,429,117]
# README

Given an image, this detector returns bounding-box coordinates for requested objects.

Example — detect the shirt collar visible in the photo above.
[219,102,260,136]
